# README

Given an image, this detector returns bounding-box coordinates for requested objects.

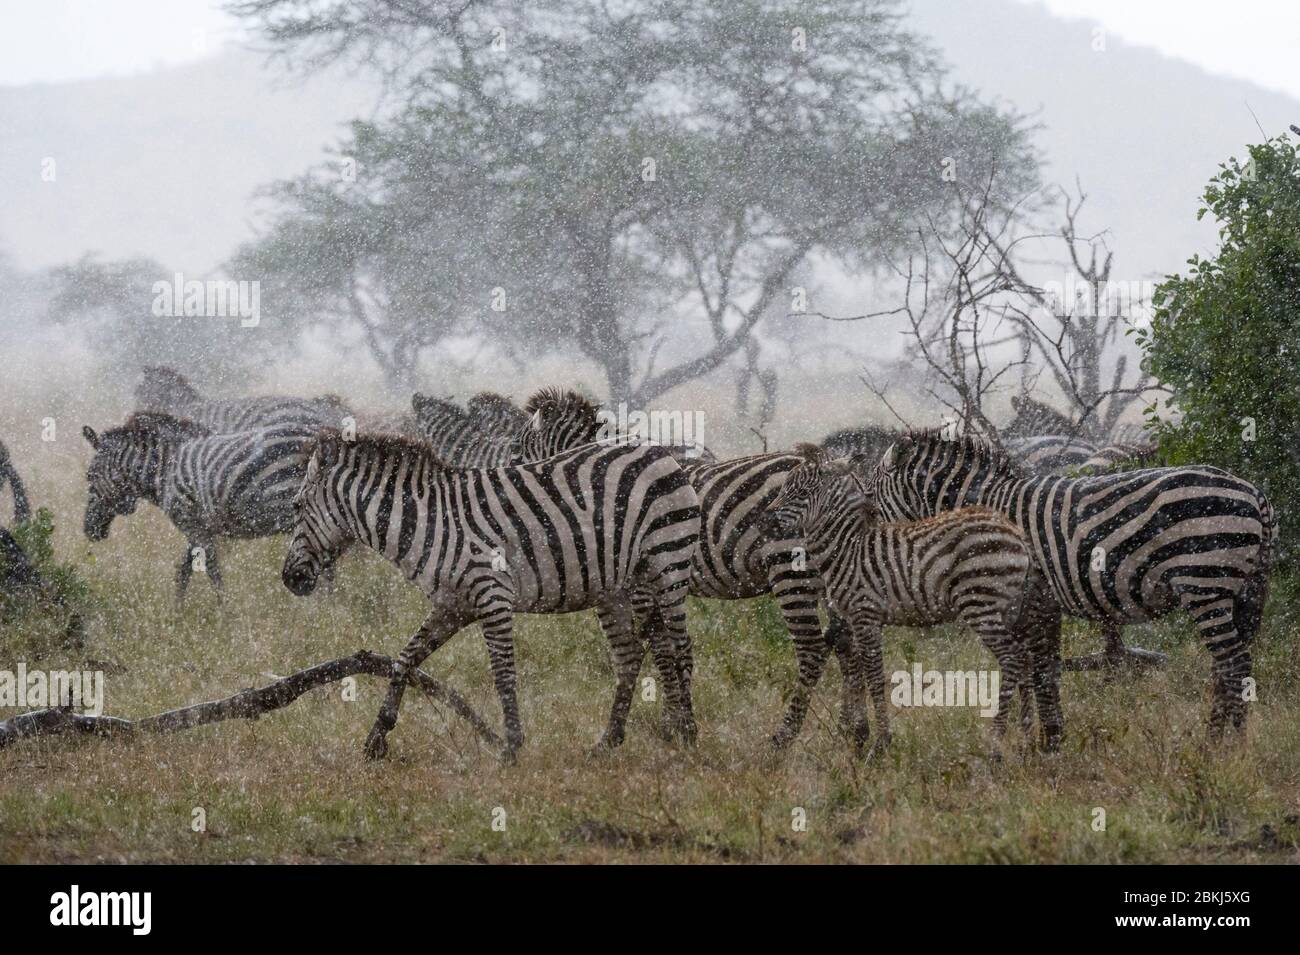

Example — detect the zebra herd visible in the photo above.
[75,368,1276,759]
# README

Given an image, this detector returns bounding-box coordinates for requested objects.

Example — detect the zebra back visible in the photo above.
[135,366,345,435]
[872,428,1274,623]
[286,430,700,612]
[411,393,520,467]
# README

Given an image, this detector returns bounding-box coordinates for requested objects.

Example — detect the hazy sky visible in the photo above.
[2,0,1299,100]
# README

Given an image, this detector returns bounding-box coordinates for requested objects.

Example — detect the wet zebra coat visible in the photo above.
[81,413,313,597]
[508,388,845,747]
[281,431,702,759]
[410,392,528,467]
[767,451,1061,751]
[871,429,1276,737]
[135,366,344,435]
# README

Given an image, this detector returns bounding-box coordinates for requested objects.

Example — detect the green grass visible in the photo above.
[2,452,1299,863]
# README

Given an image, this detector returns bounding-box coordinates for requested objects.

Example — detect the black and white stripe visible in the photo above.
[135,366,344,435]
[871,429,1275,738]
[410,392,527,467]
[509,389,852,748]
[82,413,313,598]
[767,448,1061,752]
[281,431,701,760]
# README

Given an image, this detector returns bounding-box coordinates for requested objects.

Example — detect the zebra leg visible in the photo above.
[836,612,873,755]
[174,541,196,603]
[593,599,647,750]
[363,611,465,761]
[479,603,525,761]
[1025,603,1064,752]
[650,581,697,744]
[630,595,691,743]
[856,618,891,754]
[965,618,1028,754]
[201,541,222,598]
[1179,588,1254,741]
[769,584,835,749]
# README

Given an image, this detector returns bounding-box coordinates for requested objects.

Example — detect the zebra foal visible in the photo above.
[871,429,1276,739]
[280,431,701,761]
[767,448,1060,753]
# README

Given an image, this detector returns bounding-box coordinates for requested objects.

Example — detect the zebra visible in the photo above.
[0,438,31,525]
[280,430,702,761]
[410,392,528,467]
[82,413,314,599]
[870,428,1276,739]
[508,388,858,749]
[819,424,899,469]
[765,447,1061,753]
[1003,395,1157,476]
[135,366,345,435]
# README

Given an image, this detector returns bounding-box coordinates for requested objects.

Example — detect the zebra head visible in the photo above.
[82,415,203,541]
[872,429,1022,522]
[510,387,603,463]
[81,425,144,540]
[282,430,353,596]
[766,445,876,538]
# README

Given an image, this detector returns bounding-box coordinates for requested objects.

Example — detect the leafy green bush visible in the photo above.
[1138,135,1300,563]
[0,508,90,650]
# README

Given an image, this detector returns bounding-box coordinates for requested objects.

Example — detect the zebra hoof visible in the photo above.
[501,744,521,766]
[362,731,389,761]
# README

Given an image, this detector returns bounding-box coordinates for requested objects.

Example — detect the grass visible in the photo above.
[2,448,1300,863]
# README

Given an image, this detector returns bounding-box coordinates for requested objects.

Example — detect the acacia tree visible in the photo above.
[229,0,1039,400]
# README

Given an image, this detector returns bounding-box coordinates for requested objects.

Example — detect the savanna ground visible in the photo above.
[2,425,1300,864]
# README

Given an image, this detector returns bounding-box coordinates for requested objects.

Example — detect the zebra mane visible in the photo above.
[313,428,452,471]
[522,386,600,423]
[895,428,1023,479]
[111,412,212,443]
[466,392,526,424]
[791,442,827,464]
[411,393,470,424]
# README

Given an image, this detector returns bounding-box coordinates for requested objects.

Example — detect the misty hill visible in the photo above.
[1,1,1295,285]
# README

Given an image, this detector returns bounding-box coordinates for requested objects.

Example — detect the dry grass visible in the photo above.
[2,418,1299,864]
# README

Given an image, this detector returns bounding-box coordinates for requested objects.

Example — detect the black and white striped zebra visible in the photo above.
[281,431,701,761]
[135,366,344,435]
[871,429,1276,738]
[1003,395,1156,476]
[410,392,528,467]
[766,448,1061,753]
[82,413,313,599]
[508,388,856,748]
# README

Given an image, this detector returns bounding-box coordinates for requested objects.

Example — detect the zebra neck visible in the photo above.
[802,509,863,572]
[960,470,1052,521]
[130,441,170,504]
[337,451,438,578]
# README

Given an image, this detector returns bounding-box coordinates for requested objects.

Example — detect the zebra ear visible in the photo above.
[82,426,100,450]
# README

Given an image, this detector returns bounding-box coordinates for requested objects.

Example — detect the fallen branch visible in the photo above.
[0,649,502,750]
